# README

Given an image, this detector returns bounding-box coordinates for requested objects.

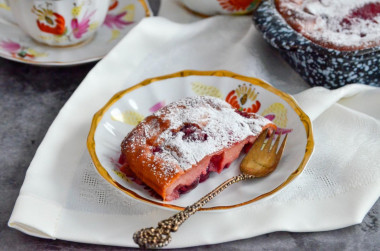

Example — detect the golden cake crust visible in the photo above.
[120,96,276,201]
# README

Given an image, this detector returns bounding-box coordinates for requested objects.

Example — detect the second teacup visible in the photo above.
[8,0,110,47]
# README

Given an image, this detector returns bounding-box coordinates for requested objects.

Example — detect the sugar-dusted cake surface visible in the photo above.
[275,0,380,51]
[119,96,276,201]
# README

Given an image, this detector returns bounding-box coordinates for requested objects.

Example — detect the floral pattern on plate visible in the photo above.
[110,79,295,202]
[87,70,314,211]
[0,0,151,66]
[0,39,47,60]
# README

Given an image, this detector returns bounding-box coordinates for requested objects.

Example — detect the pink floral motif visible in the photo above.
[0,40,38,59]
[0,40,21,53]
[104,11,133,29]
[71,10,96,39]
[264,114,293,134]
[149,101,165,113]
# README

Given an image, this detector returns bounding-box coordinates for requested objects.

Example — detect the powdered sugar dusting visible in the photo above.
[150,96,271,171]
[277,0,380,50]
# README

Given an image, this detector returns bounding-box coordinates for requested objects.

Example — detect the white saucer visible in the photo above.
[0,0,152,66]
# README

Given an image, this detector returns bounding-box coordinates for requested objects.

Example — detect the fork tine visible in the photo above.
[254,128,269,150]
[276,133,288,160]
[263,131,275,152]
[240,128,288,177]
[271,131,282,153]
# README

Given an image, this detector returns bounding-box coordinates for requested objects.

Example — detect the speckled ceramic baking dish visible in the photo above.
[252,0,380,89]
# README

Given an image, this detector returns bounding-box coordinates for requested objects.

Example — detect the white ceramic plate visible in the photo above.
[0,0,151,66]
[87,70,314,211]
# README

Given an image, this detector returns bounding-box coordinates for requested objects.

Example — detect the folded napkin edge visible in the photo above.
[8,180,379,248]
[8,222,55,240]
[293,84,377,121]
[8,194,62,239]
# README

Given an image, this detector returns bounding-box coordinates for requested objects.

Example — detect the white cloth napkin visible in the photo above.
[8,3,380,248]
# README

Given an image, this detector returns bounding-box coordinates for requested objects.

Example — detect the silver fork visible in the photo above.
[133,129,288,248]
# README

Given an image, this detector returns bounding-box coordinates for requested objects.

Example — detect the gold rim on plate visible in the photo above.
[87,70,314,211]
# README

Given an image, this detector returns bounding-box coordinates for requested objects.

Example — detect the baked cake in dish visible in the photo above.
[119,96,276,201]
[252,0,380,88]
[275,0,380,51]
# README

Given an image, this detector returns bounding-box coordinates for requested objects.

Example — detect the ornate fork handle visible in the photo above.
[133,173,255,248]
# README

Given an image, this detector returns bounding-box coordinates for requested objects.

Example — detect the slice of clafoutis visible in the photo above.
[119,96,276,201]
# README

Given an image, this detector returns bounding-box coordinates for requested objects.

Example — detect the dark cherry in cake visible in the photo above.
[119,96,276,201]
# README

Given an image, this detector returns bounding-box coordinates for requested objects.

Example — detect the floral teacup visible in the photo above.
[180,0,262,16]
[7,0,110,47]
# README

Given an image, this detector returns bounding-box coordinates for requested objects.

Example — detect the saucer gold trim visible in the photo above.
[87,70,314,211]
